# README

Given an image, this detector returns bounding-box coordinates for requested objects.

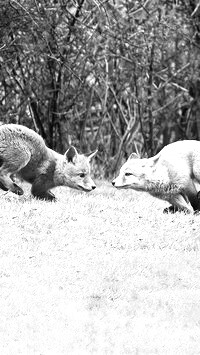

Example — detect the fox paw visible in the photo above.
[163,205,179,214]
[0,181,8,191]
[33,191,56,202]
[12,183,24,195]
[44,193,56,202]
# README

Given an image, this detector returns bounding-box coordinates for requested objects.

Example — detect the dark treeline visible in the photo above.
[0,0,200,177]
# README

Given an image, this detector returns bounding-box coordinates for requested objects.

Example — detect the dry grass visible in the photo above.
[1,181,200,354]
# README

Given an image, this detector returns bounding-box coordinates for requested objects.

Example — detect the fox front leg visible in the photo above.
[163,205,180,214]
[31,177,56,201]
[32,189,56,201]
[164,193,193,214]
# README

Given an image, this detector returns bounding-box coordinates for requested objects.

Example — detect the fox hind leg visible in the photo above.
[0,159,8,191]
[0,174,20,192]
[0,153,30,195]
[0,181,8,191]
[0,174,24,195]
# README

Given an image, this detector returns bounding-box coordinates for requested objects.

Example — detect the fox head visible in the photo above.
[112,153,150,190]
[61,146,97,192]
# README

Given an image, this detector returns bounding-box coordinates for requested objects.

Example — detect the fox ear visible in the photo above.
[128,152,140,160]
[64,146,78,163]
[87,149,98,161]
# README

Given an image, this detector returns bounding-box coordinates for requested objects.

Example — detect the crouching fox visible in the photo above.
[0,124,97,201]
[112,140,200,213]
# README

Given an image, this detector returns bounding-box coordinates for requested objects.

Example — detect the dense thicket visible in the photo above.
[0,0,200,176]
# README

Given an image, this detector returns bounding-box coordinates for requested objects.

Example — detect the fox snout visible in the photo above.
[78,181,96,192]
[112,176,125,188]
[112,178,120,187]
[81,185,96,192]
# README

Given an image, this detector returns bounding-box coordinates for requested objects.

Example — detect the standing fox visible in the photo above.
[112,140,200,213]
[0,124,97,201]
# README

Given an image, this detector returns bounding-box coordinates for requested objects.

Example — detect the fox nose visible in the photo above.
[92,185,96,190]
[112,181,115,186]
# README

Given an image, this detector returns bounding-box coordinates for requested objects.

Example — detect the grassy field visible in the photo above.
[1,180,200,354]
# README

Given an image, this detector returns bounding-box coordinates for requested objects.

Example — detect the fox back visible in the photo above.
[0,124,97,200]
[112,140,200,213]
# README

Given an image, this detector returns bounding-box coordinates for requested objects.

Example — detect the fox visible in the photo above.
[112,140,200,213]
[0,124,97,201]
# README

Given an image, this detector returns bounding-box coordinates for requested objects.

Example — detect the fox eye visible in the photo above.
[125,172,133,176]
[79,173,85,178]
